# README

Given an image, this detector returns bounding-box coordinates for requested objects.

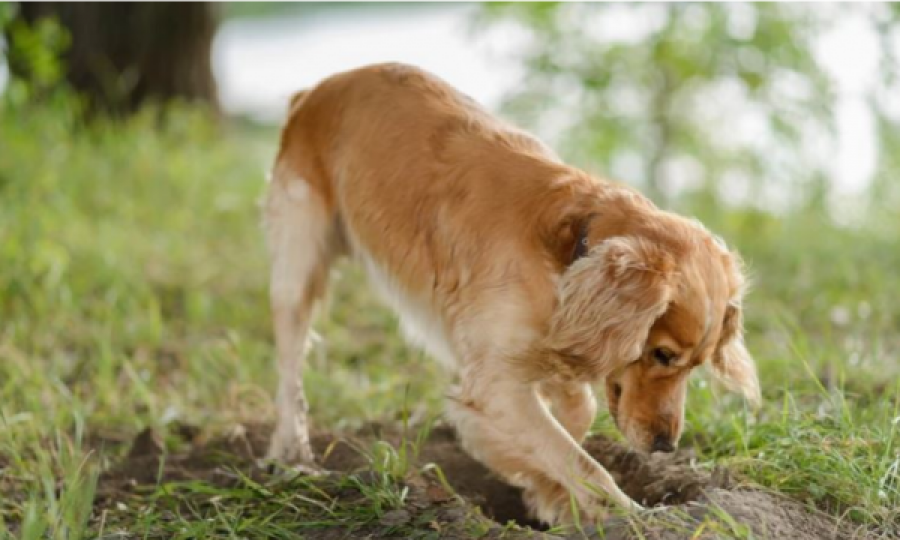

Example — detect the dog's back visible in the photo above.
[277,63,560,203]
[272,64,575,318]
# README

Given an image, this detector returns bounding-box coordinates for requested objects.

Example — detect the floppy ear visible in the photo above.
[711,298,761,406]
[541,209,594,269]
[543,236,676,382]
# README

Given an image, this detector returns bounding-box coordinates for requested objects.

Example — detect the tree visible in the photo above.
[7,2,218,114]
[479,4,900,211]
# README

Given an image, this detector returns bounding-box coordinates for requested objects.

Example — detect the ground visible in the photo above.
[89,422,870,539]
[1,106,899,539]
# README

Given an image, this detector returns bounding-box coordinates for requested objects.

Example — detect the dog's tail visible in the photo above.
[288,89,310,115]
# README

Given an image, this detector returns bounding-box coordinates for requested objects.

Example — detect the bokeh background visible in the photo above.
[2,3,900,536]
[6,3,900,211]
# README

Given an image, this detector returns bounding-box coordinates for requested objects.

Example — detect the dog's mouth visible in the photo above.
[611,382,623,400]
[620,423,679,455]
[606,382,622,424]
[606,384,669,454]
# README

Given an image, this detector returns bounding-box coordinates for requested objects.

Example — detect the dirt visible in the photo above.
[92,422,877,539]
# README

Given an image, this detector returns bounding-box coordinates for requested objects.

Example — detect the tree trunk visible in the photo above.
[14,2,218,114]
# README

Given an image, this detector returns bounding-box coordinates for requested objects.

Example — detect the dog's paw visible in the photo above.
[261,438,325,478]
[258,457,327,479]
[524,482,645,528]
[524,483,609,527]
[266,429,317,464]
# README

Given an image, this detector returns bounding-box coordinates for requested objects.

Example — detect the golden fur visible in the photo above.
[263,63,759,525]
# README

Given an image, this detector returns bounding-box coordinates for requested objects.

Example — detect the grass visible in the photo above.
[1,100,899,538]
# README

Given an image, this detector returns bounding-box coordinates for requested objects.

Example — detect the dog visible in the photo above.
[263,63,760,525]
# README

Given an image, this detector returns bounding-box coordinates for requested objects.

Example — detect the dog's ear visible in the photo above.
[543,236,676,381]
[541,185,651,269]
[711,297,760,406]
[543,211,593,268]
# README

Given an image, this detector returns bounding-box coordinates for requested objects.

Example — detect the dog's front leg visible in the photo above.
[540,380,597,444]
[447,374,641,526]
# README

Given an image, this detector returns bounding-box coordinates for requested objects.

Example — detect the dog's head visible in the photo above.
[543,195,758,453]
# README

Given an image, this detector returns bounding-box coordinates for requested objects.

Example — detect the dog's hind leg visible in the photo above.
[264,163,336,467]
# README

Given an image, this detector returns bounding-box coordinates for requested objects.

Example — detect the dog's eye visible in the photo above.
[651,348,676,366]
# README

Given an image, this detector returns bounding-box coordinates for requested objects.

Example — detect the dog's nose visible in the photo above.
[651,434,675,453]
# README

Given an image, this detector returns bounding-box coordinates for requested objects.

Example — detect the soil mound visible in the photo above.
[94,423,872,539]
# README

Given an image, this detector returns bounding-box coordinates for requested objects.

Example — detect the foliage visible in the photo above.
[0,2,77,111]
[479,3,900,211]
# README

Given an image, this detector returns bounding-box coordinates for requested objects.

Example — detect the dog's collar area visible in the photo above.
[570,220,591,265]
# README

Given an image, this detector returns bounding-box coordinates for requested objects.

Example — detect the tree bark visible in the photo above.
[13,2,218,114]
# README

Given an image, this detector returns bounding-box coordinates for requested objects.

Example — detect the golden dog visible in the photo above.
[263,63,759,525]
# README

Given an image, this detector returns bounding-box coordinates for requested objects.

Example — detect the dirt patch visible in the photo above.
[93,423,874,539]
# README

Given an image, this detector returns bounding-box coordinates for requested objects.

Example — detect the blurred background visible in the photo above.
[4,2,900,215]
[5,2,900,418]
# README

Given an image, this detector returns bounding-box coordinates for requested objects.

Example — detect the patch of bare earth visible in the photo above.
[92,423,875,539]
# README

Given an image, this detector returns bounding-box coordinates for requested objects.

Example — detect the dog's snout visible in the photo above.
[651,434,675,453]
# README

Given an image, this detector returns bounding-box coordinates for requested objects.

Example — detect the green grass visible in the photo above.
[1,102,899,538]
